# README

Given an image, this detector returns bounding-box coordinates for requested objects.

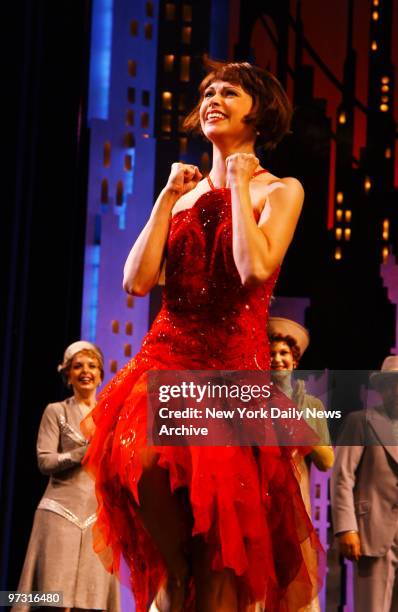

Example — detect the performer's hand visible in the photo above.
[69,445,89,465]
[225,153,259,184]
[165,163,202,196]
[338,531,362,561]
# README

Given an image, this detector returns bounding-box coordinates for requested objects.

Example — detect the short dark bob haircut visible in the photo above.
[183,60,293,150]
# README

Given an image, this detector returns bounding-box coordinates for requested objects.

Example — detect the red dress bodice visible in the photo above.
[141,187,278,371]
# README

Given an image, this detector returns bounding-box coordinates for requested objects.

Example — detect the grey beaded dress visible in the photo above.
[13,397,120,611]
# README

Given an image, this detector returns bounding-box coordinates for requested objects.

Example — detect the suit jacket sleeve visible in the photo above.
[37,403,87,475]
[330,411,365,535]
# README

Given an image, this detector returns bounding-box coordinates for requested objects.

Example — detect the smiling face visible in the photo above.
[67,350,102,396]
[199,80,256,146]
[270,341,298,371]
[183,62,292,150]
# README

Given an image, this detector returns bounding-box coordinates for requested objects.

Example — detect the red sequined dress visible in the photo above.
[82,180,324,611]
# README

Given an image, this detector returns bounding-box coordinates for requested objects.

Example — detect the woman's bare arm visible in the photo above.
[123,163,202,296]
[123,188,177,296]
[227,153,303,286]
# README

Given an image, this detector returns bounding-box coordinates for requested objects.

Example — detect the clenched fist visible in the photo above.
[226,153,260,183]
[165,162,202,196]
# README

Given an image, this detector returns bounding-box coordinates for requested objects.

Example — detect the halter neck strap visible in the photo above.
[252,169,269,178]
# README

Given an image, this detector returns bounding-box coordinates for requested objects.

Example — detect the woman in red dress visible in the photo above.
[82,61,323,611]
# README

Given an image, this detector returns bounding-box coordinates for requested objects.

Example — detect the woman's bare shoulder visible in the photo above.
[279,176,304,192]
[256,173,304,225]
[256,170,303,190]
[268,174,304,195]
[257,173,304,203]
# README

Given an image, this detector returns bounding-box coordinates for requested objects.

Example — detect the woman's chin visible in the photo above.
[203,125,228,140]
[74,383,96,395]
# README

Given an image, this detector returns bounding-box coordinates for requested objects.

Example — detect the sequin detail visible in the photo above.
[38,498,96,530]
[58,414,87,445]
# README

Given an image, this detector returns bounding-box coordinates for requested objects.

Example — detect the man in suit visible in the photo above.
[331,355,398,612]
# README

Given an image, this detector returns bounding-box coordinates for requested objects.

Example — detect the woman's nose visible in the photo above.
[209,93,222,106]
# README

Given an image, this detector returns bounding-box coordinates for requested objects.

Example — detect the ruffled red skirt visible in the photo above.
[82,356,324,611]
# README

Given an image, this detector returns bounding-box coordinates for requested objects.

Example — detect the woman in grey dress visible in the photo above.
[13,341,120,612]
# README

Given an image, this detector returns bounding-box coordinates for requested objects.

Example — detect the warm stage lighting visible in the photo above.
[164,55,175,72]
[179,137,188,155]
[345,210,352,222]
[381,85,389,92]
[336,192,344,204]
[336,209,343,222]
[382,247,389,263]
[383,219,390,241]
[335,228,342,240]
[381,96,389,103]
[372,11,379,20]
[180,56,190,82]
[344,228,351,241]
[161,114,172,132]
[101,179,109,204]
[381,76,390,84]
[371,41,378,51]
[103,141,111,167]
[162,91,173,110]
[182,4,193,22]
[128,60,137,77]
[385,148,392,159]
[380,104,389,112]
[373,0,379,5]
[338,111,346,124]
[364,177,372,192]
[124,132,135,148]
[124,154,132,171]
[165,3,176,20]
[126,109,134,126]
[334,247,342,261]
[178,115,185,132]
[182,26,192,44]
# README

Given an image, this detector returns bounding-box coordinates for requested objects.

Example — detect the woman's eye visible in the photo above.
[226,90,237,96]
[204,91,213,98]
